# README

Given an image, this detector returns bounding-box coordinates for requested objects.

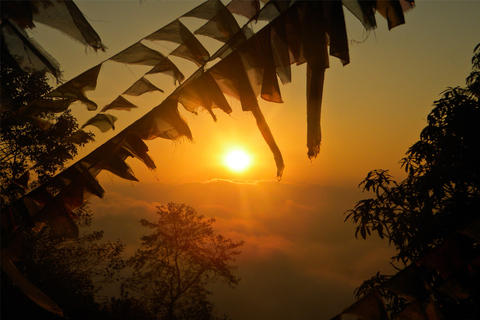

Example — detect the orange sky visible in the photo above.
[30,1,480,319]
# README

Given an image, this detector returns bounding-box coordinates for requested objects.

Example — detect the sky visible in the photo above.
[29,1,480,319]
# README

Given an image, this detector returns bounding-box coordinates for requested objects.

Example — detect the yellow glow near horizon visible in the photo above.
[224,149,252,172]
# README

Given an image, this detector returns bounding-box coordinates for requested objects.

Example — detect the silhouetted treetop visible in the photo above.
[125,202,243,320]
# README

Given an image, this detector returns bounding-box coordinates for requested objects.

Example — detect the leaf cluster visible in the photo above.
[345,44,480,264]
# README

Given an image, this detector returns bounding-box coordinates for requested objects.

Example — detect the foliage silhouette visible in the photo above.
[0,61,93,206]
[0,58,108,319]
[124,202,243,320]
[345,44,480,318]
[0,205,125,320]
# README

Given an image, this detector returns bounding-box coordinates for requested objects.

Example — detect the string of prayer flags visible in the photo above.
[2,1,421,316]
[1,0,418,233]
[7,0,416,185]
[27,0,416,189]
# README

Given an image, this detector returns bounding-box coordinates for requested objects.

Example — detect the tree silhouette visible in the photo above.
[1,205,125,320]
[125,202,243,320]
[0,61,93,205]
[345,44,480,318]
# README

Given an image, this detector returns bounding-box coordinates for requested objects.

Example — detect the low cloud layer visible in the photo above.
[88,178,396,319]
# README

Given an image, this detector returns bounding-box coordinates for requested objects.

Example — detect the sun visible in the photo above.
[224,149,252,172]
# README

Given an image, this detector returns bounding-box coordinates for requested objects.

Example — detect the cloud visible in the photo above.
[209,252,360,320]
[87,190,161,255]
[88,178,396,319]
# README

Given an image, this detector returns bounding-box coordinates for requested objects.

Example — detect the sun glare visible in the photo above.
[224,149,252,172]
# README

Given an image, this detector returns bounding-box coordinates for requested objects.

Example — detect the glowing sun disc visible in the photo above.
[224,150,251,172]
